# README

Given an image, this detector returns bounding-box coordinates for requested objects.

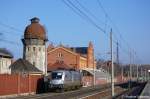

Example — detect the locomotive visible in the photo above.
[45,70,82,91]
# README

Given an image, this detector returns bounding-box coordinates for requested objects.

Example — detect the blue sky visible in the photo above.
[0,0,150,64]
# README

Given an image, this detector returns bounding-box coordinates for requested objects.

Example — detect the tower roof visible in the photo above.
[24,17,47,40]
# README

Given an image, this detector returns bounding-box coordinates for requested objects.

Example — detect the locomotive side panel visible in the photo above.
[47,70,82,90]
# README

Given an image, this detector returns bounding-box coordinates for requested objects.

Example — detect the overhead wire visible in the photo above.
[62,0,119,46]
[0,21,22,33]
[62,0,143,64]
[96,0,143,63]
[75,0,107,27]
[0,38,20,46]
[0,19,22,45]
[0,25,22,46]
[62,0,106,33]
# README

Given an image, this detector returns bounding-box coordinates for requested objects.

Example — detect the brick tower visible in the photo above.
[87,41,94,68]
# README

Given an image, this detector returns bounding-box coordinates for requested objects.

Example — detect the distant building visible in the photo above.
[47,42,96,71]
[22,17,48,74]
[0,48,13,74]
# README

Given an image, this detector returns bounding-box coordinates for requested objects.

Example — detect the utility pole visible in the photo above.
[116,42,120,79]
[110,29,114,97]
[140,66,143,81]
[116,42,123,82]
[129,50,132,90]
[116,42,119,65]
[121,66,124,82]
[148,69,150,81]
[93,48,95,86]
[144,69,147,82]
[136,64,138,81]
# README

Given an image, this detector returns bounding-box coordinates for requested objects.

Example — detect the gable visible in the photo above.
[47,47,78,56]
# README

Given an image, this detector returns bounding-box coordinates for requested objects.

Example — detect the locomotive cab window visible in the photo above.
[52,72,63,79]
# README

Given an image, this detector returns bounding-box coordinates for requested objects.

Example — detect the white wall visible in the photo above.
[25,45,46,74]
[0,57,12,74]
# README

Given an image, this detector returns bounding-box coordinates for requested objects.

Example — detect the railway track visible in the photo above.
[8,84,111,99]
[113,82,147,99]
[8,83,127,99]
[78,87,126,99]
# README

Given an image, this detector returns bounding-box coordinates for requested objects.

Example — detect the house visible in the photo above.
[0,48,13,74]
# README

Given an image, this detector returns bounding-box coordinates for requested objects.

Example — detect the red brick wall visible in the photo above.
[30,75,44,93]
[0,74,18,95]
[0,74,43,96]
[20,75,29,93]
[47,48,78,69]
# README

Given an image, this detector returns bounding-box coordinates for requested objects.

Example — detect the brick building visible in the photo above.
[47,42,111,86]
[47,42,96,71]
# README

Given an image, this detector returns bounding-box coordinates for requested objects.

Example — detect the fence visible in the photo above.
[0,74,44,96]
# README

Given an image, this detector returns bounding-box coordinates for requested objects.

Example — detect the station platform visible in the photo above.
[139,81,150,99]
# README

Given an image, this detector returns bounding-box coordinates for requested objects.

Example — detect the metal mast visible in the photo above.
[110,29,114,97]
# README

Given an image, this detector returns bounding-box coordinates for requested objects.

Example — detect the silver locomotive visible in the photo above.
[47,70,82,90]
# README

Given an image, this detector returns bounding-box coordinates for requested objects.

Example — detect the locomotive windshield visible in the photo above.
[52,72,63,79]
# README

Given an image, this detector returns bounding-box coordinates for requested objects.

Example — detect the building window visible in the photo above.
[33,62,35,66]
[33,47,36,51]
[39,47,41,51]
[58,53,63,57]
[56,60,64,63]
[28,47,30,51]
[6,61,7,66]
